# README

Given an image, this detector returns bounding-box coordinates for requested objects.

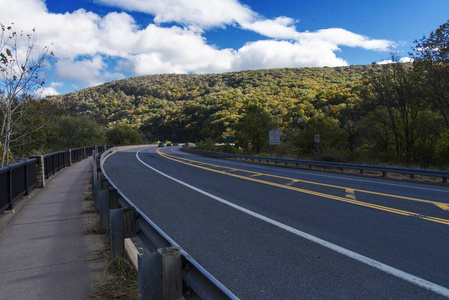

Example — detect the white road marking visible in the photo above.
[136,148,449,298]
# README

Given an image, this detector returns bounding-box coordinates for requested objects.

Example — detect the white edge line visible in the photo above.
[137,148,449,298]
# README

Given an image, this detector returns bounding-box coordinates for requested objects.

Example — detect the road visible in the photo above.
[103,146,449,299]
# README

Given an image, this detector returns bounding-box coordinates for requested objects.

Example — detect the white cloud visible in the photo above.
[0,0,396,90]
[235,40,347,70]
[36,86,60,97]
[55,56,106,86]
[241,17,300,39]
[298,28,393,51]
[377,56,414,64]
[399,57,414,63]
[94,0,257,29]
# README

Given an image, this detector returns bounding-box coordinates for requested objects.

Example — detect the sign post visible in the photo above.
[315,134,320,161]
[269,130,281,157]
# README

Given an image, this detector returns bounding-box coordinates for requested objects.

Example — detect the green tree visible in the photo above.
[293,115,347,158]
[47,116,105,150]
[362,58,422,157]
[106,124,143,145]
[233,105,277,154]
[412,20,449,126]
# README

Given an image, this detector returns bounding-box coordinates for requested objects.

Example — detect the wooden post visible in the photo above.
[99,178,110,229]
[123,207,137,238]
[158,247,182,300]
[109,188,119,209]
[110,208,124,259]
[138,252,162,300]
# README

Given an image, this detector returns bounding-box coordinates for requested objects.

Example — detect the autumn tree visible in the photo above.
[0,23,54,166]
[362,58,423,157]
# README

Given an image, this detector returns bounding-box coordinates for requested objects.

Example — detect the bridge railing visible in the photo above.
[0,145,111,214]
[95,148,238,300]
[0,159,37,213]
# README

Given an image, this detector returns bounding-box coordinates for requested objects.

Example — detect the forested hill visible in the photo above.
[47,65,379,142]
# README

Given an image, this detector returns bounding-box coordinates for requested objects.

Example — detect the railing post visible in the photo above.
[30,155,45,188]
[138,252,162,300]
[159,247,183,300]
[109,188,119,209]
[109,208,124,259]
[24,161,29,195]
[7,166,12,210]
[98,178,110,229]
[68,149,72,166]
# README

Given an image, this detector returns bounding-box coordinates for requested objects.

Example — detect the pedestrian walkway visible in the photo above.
[0,158,106,300]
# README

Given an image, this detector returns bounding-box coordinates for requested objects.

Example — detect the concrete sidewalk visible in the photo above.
[0,158,106,300]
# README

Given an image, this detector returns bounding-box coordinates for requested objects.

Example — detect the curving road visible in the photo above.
[103,146,449,299]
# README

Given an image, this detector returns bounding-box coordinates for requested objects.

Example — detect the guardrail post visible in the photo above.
[124,207,137,238]
[109,188,119,209]
[159,247,183,300]
[138,252,162,300]
[30,155,45,188]
[110,208,124,259]
[98,178,110,229]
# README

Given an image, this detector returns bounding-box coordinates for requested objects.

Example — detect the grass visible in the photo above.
[91,250,139,299]
[84,181,139,299]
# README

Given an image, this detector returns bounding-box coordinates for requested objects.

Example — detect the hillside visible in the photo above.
[47,65,378,142]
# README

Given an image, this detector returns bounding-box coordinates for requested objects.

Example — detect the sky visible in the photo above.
[1,0,448,96]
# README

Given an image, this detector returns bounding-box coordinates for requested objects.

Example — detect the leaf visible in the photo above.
[6,48,11,57]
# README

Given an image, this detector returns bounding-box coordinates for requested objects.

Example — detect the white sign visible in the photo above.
[315,134,320,143]
[269,130,281,145]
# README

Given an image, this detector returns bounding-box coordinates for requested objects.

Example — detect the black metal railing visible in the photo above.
[0,159,37,213]
[44,150,69,179]
[0,145,109,214]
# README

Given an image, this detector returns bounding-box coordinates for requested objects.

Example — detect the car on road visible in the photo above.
[158,142,164,147]
[167,143,172,147]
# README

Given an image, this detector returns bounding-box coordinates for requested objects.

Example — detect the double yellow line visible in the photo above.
[157,149,449,226]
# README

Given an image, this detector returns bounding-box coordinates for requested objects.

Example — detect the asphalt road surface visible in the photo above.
[103,146,449,299]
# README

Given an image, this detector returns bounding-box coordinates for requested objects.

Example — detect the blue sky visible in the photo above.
[1,0,448,96]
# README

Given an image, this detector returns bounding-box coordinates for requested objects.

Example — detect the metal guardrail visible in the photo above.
[97,148,238,300]
[214,152,449,183]
[0,159,37,213]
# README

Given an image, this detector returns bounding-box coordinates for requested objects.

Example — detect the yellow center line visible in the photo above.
[250,173,264,177]
[346,189,357,200]
[166,150,449,211]
[157,150,449,226]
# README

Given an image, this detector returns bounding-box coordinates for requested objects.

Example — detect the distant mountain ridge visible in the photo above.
[47,65,380,142]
